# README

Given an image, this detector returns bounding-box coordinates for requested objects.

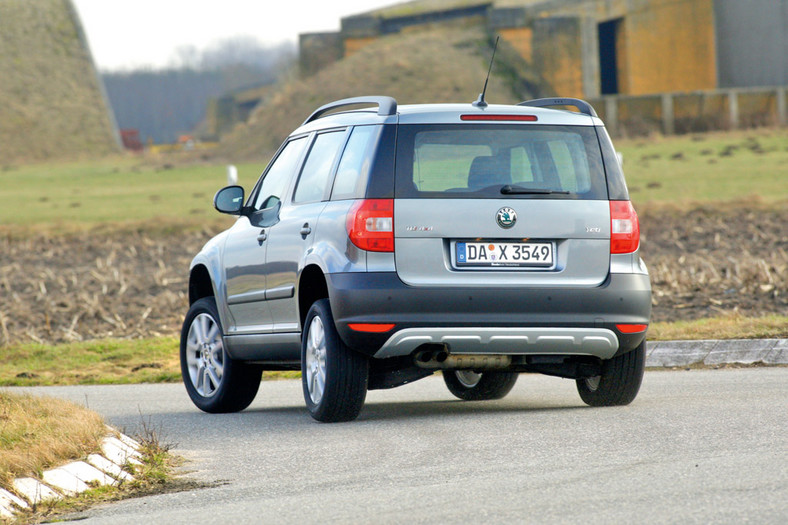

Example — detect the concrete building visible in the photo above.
[300,0,788,99]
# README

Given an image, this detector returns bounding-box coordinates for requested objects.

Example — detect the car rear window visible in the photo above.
[395,124,608,200]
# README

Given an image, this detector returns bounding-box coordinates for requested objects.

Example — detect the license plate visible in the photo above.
[455,241,554,267]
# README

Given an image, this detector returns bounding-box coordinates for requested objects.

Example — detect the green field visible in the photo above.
[616,129,788,206]
[1,129,785,234]
[0,157,266,231]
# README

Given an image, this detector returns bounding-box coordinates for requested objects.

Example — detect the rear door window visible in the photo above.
[331,125,379,200]
[293,130,346,204]
[395,124,607,200]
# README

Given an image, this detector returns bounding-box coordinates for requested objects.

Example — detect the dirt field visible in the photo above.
[1,207,785,345]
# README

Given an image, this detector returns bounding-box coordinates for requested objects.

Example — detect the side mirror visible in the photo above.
[213,185,245,215]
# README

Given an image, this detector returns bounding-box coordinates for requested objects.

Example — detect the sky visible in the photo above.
[71,0,397,71]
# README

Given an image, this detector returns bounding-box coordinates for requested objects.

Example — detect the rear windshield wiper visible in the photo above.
[500,185,570,195]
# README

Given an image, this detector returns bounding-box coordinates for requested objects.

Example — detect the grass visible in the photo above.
[0,337,299,387]
[0,337,182,387]
[0,391,105,486]
[1,314,784,388]
[0,129,784,237]
[2,401,184,523]
[649,314,788,341]
[0,156,264,233]
[616,128,788,207]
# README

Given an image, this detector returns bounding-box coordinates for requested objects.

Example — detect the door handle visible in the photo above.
[300,223,312,236]
[257,230,267,244]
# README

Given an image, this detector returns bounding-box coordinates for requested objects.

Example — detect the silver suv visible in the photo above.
[181,96,651,422]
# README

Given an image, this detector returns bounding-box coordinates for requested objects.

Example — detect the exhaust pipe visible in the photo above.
[414,351,511,370]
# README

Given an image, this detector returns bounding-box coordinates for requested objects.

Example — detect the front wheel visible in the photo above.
[301,299,368,422]
[443,370,519,401]
[576,340,646,406]
[180,297,262,413]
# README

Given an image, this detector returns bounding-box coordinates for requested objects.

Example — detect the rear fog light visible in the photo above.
[616,323,648,333]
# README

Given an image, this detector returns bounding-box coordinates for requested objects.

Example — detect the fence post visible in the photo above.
[605,96,619,136]
[777,87,787,126]
[661,93,674,135]
[728,90,739,129]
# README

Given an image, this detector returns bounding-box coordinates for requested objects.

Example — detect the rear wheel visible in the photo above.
[180,297,262,413]
[301,299,368,422]
[576,340,646,406]
[443,370,519,401]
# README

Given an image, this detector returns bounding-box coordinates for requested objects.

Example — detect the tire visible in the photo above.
[301,299,368,422]
[576,340,646,406]
[443,370,519,401]
[180,297,262,413]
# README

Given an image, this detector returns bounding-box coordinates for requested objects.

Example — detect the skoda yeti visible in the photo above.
[181,96,651,422]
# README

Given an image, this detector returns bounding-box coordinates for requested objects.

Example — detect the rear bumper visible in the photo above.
[326,271,651,359]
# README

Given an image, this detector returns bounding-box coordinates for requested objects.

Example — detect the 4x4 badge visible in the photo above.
[496,207,517,229]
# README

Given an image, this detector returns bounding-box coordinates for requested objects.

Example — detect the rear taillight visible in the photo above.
[346,199,394,252]
[610,200,640,254]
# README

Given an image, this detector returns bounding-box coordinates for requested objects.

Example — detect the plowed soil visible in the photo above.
[1,208,785,345]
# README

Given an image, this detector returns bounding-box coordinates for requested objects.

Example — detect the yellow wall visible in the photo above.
[497,27,533,63]
[533,18,585,99]
[344,37,378,57]
[336,0,717,98]
[621,0,716,95]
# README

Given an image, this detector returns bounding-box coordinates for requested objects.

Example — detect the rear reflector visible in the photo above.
[348,323,395,333]
[346,199,394,252]
[616,324,648,334]
[610,200,641,254]
[460,114,538,122]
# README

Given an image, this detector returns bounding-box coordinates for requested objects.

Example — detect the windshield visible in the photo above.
[395,124,608,200]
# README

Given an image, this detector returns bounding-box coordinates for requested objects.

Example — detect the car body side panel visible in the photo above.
[189,228,235,335]
[305,200,366,274]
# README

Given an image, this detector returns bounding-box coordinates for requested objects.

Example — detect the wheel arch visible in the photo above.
[189,264,215,305]
[298,264,329,330]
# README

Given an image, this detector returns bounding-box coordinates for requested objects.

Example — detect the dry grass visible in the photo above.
[649,314,787,340]
[0,206,785,347]
[639,206,787,322]
[0,391,105,486]
[220,25,527,160]
[0,0,117,163]
[365,0,491,18]
[0,230,210,346]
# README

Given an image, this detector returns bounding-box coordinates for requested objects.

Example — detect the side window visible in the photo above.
[293,131,346,204]
[254,137,307,210]
[331,126,378,200]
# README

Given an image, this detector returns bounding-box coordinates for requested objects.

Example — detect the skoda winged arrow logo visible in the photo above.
[496,207,516,229]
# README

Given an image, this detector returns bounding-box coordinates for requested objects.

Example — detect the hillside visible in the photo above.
[0,0,118,164]
[219,26,537,160]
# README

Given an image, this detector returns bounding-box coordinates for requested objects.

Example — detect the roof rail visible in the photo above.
[517,97,598,117]
[302,96,398,126]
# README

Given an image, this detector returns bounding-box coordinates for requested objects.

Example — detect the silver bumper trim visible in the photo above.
[373,327,619,359]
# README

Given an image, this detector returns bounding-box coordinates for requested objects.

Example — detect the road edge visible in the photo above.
[646,338,788,368]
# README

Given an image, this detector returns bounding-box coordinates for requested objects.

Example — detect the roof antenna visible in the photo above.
[473,36,500,108]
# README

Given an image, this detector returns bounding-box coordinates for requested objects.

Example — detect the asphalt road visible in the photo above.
[18,368,788,524]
